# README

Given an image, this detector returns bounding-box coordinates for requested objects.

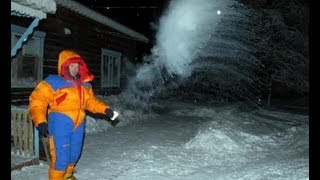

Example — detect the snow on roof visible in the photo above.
[11,0,57,19]
[55,0,149,43]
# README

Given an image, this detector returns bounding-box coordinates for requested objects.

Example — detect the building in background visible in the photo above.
[11,0,149,105]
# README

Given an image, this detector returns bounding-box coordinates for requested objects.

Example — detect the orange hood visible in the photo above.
[58,49,94,82]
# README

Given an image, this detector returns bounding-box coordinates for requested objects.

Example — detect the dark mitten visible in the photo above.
[105,108,114,119]
[37,122,49,138]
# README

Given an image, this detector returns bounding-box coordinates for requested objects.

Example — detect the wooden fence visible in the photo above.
[11,109,39,170]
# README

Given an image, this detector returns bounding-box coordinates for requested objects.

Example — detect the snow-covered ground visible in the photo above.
[11,96,309,180]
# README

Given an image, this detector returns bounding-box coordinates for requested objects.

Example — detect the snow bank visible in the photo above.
[184,107,309,160]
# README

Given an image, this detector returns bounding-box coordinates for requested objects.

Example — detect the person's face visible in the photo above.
[68,63,79,77]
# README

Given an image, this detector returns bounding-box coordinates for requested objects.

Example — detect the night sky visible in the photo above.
[75,0,169,40]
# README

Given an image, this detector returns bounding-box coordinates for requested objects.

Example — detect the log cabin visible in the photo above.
[11,0,150,105]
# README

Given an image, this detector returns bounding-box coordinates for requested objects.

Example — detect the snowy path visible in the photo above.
[11,104,309,180]
[76,113,204,179]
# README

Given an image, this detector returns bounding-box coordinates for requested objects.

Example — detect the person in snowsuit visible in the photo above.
[29,49,115,180]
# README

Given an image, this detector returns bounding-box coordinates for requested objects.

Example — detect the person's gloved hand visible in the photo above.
[105,108,114,120]
[36,122,48,138]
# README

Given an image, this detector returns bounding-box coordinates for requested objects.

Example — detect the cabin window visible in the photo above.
[101,48,121,88]
[11,24,45,88]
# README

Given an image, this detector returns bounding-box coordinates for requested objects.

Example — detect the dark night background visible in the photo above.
[75,0,170,42]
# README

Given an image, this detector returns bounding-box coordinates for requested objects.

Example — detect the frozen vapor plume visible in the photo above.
[121,0,262,109]
[152,0,228,77]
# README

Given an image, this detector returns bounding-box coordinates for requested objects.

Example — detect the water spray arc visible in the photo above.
[121,0,263,109]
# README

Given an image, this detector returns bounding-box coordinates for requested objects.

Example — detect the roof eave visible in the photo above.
[55,0,149,43]
[11,2,47,19]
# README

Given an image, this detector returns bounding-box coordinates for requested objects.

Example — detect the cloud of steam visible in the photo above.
[151,0,230,77]
[120,0,261,109]
[132,0,234,90]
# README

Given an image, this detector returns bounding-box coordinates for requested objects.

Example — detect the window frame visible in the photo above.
[101,48,121,88]
[11,24,45,88]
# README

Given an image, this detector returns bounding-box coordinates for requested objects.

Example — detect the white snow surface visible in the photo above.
[11,95,309,180]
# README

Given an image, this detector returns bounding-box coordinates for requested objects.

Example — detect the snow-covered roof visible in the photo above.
[11,0,57,19]
[55,0,149,43]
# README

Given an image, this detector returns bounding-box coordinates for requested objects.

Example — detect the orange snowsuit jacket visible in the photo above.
[29,50,109,129]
